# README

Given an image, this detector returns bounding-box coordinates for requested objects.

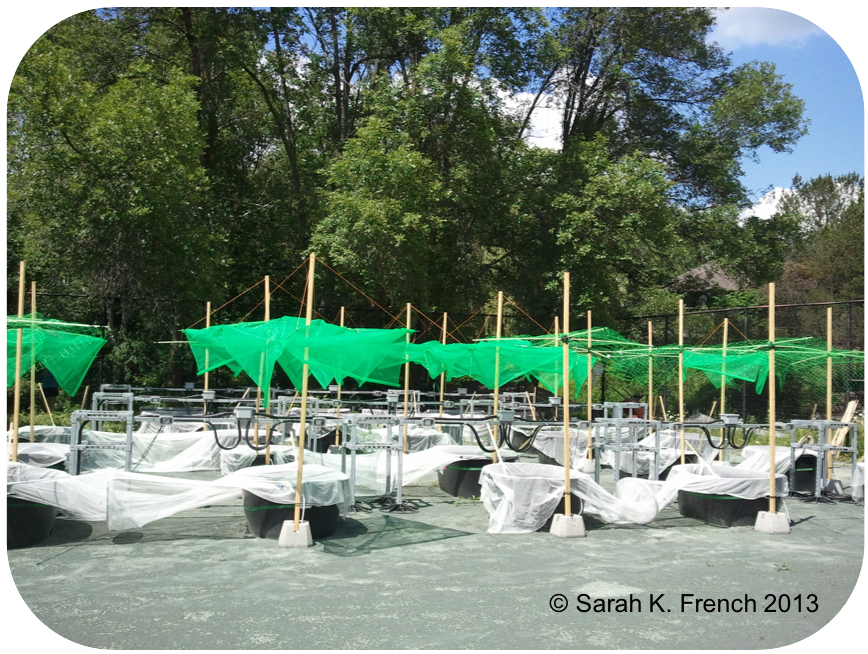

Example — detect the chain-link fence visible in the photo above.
[619,300,864,422]
[9,286,864,421]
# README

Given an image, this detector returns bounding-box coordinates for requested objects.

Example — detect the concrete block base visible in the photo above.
[278,520,313,548]
[579,459,596,474]
[825,479,844,495]
[327,445,343,455]
[755,511,791,534]
[550,514,586,538]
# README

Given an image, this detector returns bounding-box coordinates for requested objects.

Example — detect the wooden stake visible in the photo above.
[647,320,653,421]
[438,312,447,424]
[203,301,211,416]
[768,283,777,513]
[525,391,537,421]
[38,383,55,426]
[29,282,36,442]
[586,310,593,458]
[81,386,89,411]
[263,277,271,465]
[11,261,25,462]
[293,254,315,532]
[562,273,571,516]
[720,318,729,461]
[826,307,833,479]
[335,306,345,447]
[678,299,685,465]
[491,292,504,464]
[403,303,411,455]
[659,395,669,422]
[553,317,559,421]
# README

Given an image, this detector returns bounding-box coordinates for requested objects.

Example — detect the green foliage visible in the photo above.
[6,8,824,389]
[773,173,864,303]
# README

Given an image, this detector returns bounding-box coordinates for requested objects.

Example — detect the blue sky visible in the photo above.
[710,6,864,212]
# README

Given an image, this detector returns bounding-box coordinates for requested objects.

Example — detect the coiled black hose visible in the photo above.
[504,425,546,453]
[702,424,755,450]
[472,422,507,453]
[207,421,241,450]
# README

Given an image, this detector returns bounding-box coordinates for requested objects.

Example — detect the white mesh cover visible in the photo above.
[738,445,813,474]
[480,461,789,533]
[7,461,349,532]
[853,462,864,506]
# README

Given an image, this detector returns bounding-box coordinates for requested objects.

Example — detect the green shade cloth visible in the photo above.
[406,340,592,394]
[492,327,864,396]
[183,316,412,406]
[681,337,865,393]
[6,314,106,395]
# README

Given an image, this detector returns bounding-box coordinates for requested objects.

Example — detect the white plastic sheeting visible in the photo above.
[6,461,349,531]
[480,461,789,533]
[480,463,659,533]
[853,462,864,506]
[532,428,589,466]
[9,420,461,474]
[219,445,295,475]
[350,425,456,452]
[738,445,813,474]
[534,427,717,476]
[305,444,499,494]
[15,442,68,468]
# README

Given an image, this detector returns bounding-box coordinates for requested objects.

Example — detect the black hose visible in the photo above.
[504,425,544,453]
[701,424,754,450]
[471,422,505,453]
[207,420,242,450]
[699,425,727,451]
[268,420,295,446]
[729,427,754,449]
[242,421,271,451]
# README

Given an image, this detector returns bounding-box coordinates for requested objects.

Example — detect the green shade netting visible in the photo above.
[591,333,864,395]
[6,314,106,395]
[682,337,865,394]
[485,327,643,395]
[183,316,412,406]
[406,340,593,395]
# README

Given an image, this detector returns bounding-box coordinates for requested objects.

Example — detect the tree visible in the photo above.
[772,173,864,303]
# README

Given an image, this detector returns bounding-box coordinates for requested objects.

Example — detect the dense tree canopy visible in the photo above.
[8,7,839,387]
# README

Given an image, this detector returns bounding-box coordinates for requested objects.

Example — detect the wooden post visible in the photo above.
[81,386,89,411]
[768,283,777,513]
[720,318,729,460]
[553,317,559,421]
[203,301,211,416]
[659,396,669,422]
[491,292,504,464]
[826,307,833,479]
[264,276,271,465]
[647,321,653,421]
[293,254,316,532]
[335,306,345,447]
[38,383,55,426]
[29,282,36,442]
[11,261,25,462]
[586,311,593,459]
[438,312,447,422]
[403,303,412,454]
[678,299,685,465]
[562,273,571,515]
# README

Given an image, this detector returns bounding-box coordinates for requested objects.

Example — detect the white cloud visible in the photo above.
[508,91,562,150]
[711,7,824,50]
[739,187,790,222]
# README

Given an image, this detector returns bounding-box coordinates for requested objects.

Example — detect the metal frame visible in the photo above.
[788,419,859,497]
